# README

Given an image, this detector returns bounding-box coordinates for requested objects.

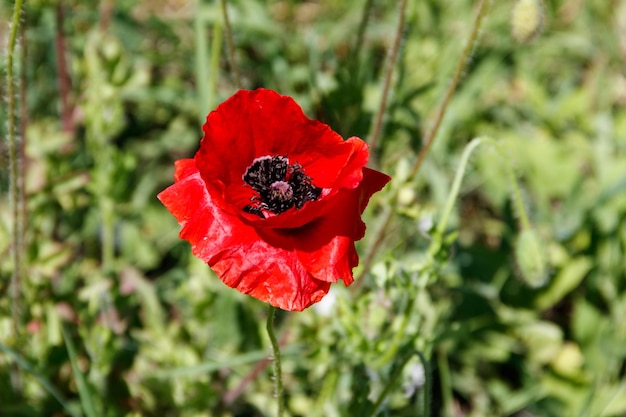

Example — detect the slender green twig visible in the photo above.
[220,0,242,89]
[209,20,223,111]
[433,138,484,239]
[409,0,491,180]
[84,31,115,273]
[368,0,408,163]
[374,287,418,367]
[62,325,100,417]
[437,348,454,417]
[433,137,530,246]
[7,0,25,346]
[266,306,284,417]
[351,0,374,65]
[19,18,28,263]
[357,0,491,283]
[415,350,431,417]
[366,349,418,417]
[194,1,209,122]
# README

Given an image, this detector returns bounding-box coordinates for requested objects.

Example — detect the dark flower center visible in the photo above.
[243,155,322,217]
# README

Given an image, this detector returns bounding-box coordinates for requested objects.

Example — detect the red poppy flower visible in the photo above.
[158,89,390,311]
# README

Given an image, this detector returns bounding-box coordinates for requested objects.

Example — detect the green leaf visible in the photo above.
[534,257,593,310]
[62,324,101,417]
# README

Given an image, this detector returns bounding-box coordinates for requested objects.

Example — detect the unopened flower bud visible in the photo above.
[515,228,548,287]
[511,0,544,43]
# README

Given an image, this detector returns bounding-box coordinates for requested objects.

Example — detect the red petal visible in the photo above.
[173,159,198,182]
[158,89,392,311]
[194,89,375,226]
[294,167,390,283]
[157,163,333,311]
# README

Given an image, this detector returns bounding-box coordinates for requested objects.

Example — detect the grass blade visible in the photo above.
[62,324,100,417]
[0,342,80,417]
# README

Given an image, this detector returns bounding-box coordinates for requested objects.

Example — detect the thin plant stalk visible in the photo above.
[266,306,284,417]
[366,349,421,417]
[416,350,432,417]
[19,17,28,259]
[351,0,374,65]
[195,0,224,122]
[7,0,25,339]
[433,137,531,245]
[194,1,209,122]
[220,0,242,89]
[209,20,223,111]
[374,286,418,367]
[83,31,116,273]
[437,348,454,417]
[357,0,491,282]
[6,0,26,394]
[409,0,491,180]
[368,0,408,163]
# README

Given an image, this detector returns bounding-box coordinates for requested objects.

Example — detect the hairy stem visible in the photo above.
[409,0,491,180]
[19,20,28,252]
[357,0,491,283]
[433,136,530,247]
[368,0,407,163]
[7,0,25,326]
[434,138,484,240]
[266,306,284,417]
[220,0,242,89]
[366,349,418,417]
[7,0,26,394]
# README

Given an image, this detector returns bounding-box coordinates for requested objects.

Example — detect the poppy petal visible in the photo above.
[158,162,333,311]
[159,88,391,311]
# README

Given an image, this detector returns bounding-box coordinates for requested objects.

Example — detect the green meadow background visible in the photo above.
[2,0,626,416]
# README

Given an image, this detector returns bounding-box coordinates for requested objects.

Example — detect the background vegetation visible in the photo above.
[2,0,626,416]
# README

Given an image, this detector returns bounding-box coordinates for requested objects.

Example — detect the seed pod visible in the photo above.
[515,228,548,287]
[511,0,544,43]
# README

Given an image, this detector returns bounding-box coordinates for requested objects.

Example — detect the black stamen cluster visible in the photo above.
[243,156,322,217]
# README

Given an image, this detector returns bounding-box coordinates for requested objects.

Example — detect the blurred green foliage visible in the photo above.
[1,0,626,416]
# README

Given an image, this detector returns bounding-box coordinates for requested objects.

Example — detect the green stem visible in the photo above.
[7,0,26,395]
[366,349,416,417]
[355,1,491,284]
[100,193,115,272]
[409,0,491,180]
[194,0,209,122]
[437,348,453,417]
[352,0,374,64]
[220,0,242,89]
[374,290,418,367]
[209,18,223,111]
[434,138,484,239]
[415,350,431,417]
[266,305,284,417]
[433,137,531,247]
[368,0,407,163]
[7,0,25,345]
